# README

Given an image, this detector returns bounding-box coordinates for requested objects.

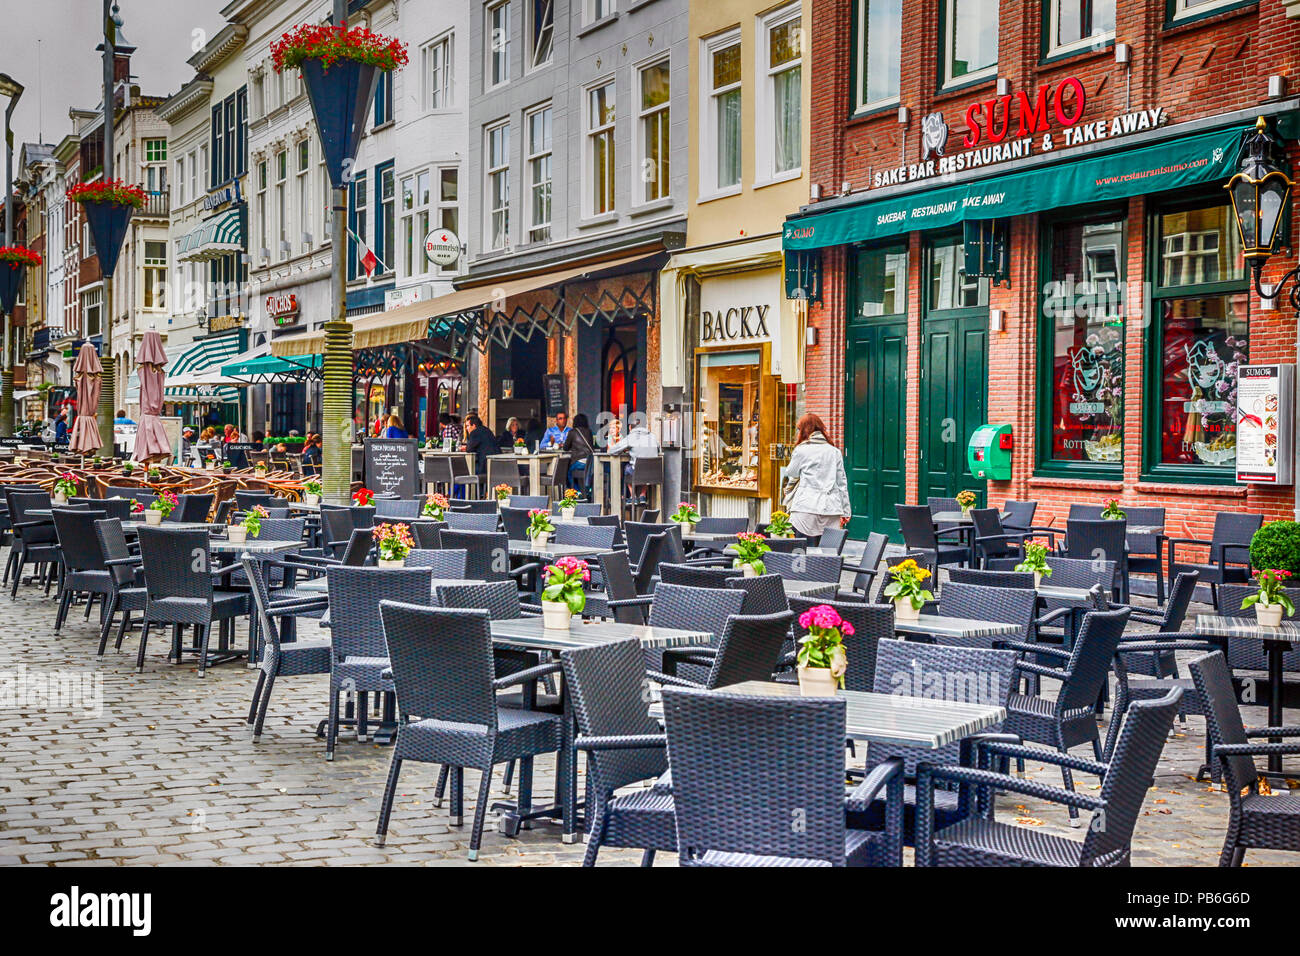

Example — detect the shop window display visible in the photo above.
[697,350,761,491]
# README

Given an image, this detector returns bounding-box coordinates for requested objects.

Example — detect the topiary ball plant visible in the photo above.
[1249,520,1300,576]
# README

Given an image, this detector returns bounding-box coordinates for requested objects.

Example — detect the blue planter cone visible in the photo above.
[300,58,381,190]
[0,262,26,315]
[81,200,135,279]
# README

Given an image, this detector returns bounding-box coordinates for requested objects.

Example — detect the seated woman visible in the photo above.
[563,413,596,492]
[300,433,323,476]
[383,413,409,439]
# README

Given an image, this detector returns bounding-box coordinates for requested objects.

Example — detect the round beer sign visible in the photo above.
[424,228,461,267]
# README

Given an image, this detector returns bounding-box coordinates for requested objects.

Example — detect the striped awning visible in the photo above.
[178,208,243,262]
[126,330,247,404]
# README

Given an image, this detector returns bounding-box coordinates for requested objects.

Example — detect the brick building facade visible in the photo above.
[790,0,1300,547]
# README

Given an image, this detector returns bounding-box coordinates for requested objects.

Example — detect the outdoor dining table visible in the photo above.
[894,614,1021,643]
[1196,613,1297,774]
[591,451,628,514]
[488,615,716,843]
[507,541,608,560]
[208,538,305,555]
[489,451,561,497]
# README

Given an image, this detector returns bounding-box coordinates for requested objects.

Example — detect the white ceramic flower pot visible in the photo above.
[1033,571,1043,588]
[514,446,527,456]
[961,505,973,517]
[304,493,320,506]
[541,600,572,631]
[499,497,510,509]
[797,666,838,697]
[53,493,67,505]
[741,562,757,578]
[894,597,921,621]
[532,531,551,547]
[378,558,406,569]
[144,509,164,526]
[679,522,696,537]
[227,525,247,543]
[558,509,574,523]
[1256,602,1285,627]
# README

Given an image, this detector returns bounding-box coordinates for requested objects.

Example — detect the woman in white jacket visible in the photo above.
[781,413,852,540]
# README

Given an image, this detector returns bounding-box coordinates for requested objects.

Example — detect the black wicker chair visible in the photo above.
[590,550,651,624]
[838,531,888,602]
[409,520,446,550]
[818,526,848,554]
[438,529,540,586]
[782,596,893,692]
[651,582,746,678]
[171,493,214,523]
[1121,506,1167,603]
[762,550,844,583]
[763,535,810,554]
[553,522,618,551]
[72,495,133,522]
[374,602,562,861]
[947,566,1034,589]
[444,511,501,533]
[51,508,113,633]
[1063,518,1129,603]
[406,548,469,576]
[625,521,678,568]
[374,498,421,519]
[725,572,790,616]
[318,506,355,560]
[663,686,905,866]
[658,563,741,588]
[93,518,147,655]
[449,497,496,514]
[1167,511,1262,608]
[499,505,533,540]
[914,688,1182,866]
[651,611,794,691]
[934,581,1039,649]
[6,489,59,598]
[1188,651,1300,866]
[1000,499,1038,533]
[897,503,966,573]
[323,566,437,760]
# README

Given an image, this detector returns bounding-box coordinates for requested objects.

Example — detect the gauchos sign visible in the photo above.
[265,292,300,327]
[872,77,1167,189]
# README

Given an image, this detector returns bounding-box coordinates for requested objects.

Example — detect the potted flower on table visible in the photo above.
[766,510,795,538]
[52,472,79,505]
[422,492,449,520]
[1241,569,1295,627]
[147,466,161,481]
[373,522,414,569]
[528,508,556,546]
[1013,540,1053,588]
[228,504,268,544]
[302,479,322,506]
[1101,498,1126,520]
[514,437,527,456]
[145,490,179,526]
[670,501,700,536]
[733,532,770,578]
[540,556,590,631]
[352,487,375,507]
[796,604,853,696]
[254,461,269,477]
[956,489,978,516]
[494,483,513,508]
[556,488,579,522]
[882,558,933,622]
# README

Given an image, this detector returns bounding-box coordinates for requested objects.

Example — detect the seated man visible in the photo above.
[462,414,501,477]
[608,418,662,504]
[541,411,570,450]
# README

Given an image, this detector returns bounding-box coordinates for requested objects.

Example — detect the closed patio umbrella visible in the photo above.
[68,343,103,454]
[133,329,171,462]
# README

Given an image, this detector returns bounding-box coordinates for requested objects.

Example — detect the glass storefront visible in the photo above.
[696,348,763,493]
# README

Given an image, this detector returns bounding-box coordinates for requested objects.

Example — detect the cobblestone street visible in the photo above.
[0,560,1294,867]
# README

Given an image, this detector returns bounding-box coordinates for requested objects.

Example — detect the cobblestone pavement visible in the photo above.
[0,555,1294,867]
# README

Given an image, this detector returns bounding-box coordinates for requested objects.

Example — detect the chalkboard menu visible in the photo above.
[223,442,260,469]
[543,374,567,416]
[365,438,419,498]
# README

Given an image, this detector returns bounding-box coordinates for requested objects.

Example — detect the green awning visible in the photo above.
[221,352,324,382]
[783,126,1246,250]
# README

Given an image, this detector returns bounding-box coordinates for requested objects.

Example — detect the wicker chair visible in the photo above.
[444,511,502,533]
[650,611,794,691]
[725,572,790,616]
[134,526,249,676]
[323,566,438,760]
[914,688,1182,866]
[1188,651,1300,866]
[762,550,844,583]
[374,498,422,519]
[374,602,562,861]
[51,508,113,633]
[625,521,678,568]
[171,493,214,523]
[1001,500,1038,533]
[406,549,469,576]
[838,531,888,602]
[449,497,497,514]
[93,518,147,655]
[783,597,893,692]
[897,504,966,573]
[487,457,526,494]
[72,495,133,522]
[934,581,1039,649]
[947,566,1034,589]
[6,488,58,597]
[663,686,905,866]
[818,526,848,554]
[1121,506,1167,602]
[553,522,618,550]
[590,550,651,624]
[1167,511,1262,608]
[508,495,550,511]
[560,638,674,866]
[658,563,741,588]
[438,529,540,585]
[764,536,810,554]
[409,520,446,550]
[1063,518,1129,602]
[651,582,746,679]
[499,505,533,541]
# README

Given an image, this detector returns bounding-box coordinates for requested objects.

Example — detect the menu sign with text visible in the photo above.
[1236,364,1294,486]
[365,438,419,499]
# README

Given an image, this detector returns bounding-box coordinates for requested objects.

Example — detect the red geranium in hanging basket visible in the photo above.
[67,180,147,208]
[0,246,42,269]
[271,23,408,74]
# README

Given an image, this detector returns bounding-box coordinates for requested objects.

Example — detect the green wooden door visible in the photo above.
[919,236,989,505]
[845,321,907,539]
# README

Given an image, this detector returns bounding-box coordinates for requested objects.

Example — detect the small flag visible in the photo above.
[360,244,378,278]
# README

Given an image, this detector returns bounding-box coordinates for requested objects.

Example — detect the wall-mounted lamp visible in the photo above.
[1269,75,1287,99]
[810,183,822,200]
[1114,42,1131,65]
[897,106,910,125]
[995,77,1011,97]
[990,309,1005,333]
[805,327,819,347]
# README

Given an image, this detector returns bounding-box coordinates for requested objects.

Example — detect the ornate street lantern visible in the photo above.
[1226,117,1294,273]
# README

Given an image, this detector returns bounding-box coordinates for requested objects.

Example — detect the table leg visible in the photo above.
[611,461,624,520]
[529,458,542,498]
[593,458,606,511]
[560,678,580,843]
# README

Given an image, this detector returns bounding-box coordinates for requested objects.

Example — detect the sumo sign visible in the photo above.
[424,229,462,268]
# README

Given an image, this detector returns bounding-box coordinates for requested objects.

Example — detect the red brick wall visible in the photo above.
[804,0,1300,547]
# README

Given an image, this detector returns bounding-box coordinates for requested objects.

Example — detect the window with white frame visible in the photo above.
[142,241,167,310]
[705,33,742,195]
[854,0,902,111]
[143,138,167,194]
[942,0,998,86]
[486,122,511,250]
[252,72,265,118]
[527,0,553,70]
[526,105,552,241]
[1169,0,1240,21]
[378,167,394,276]
[487,1,511,89]
[587,81,616,216]
[586,0,614,23]
[321,156,332,245]
[1047,0,1115,54]
[637,61,670,203]
[256,159,268,259]
[200,145,208,193]
[760,6,802,180]
[189,149,198,200]
[174,156,186,205]
[351,171,368,279]
[81,287,102,338]
[401,170,430,277]
[436,168,459,272]
[423,33,454,110]
[275,149,288,259]
[297,140,311,248]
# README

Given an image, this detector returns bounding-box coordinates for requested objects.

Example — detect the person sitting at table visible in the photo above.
[383,413,409,440]
[608,417,662,505]
[498,416,523,449]
[438,412,461,445]
[523,417,544,451]
[300,433,322,475]
[462,414,500,477]
[563,413,596,491]
[541,412,570,450]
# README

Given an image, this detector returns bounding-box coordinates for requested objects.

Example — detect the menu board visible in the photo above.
[1236,364,1294,486]
[365,438,419,498]
[543,374,567,417]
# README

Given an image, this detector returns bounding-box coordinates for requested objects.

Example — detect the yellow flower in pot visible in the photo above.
[883,558,933,621]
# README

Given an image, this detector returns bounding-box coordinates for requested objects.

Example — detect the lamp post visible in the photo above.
[1,71,24,437]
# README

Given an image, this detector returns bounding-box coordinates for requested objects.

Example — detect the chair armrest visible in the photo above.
[998,639,1071,660]
[12,519,52,530]
[833,589,869,604]
[508,561,542,580]
[1166,537,1211,562]
[1215,742,1300,759]
[1024,526,1061,540]
[645,670,700,688]
[919,764,1105,813]
[975,740,1109,778]
[974,532,1028,546]
[606,595,653,609]
[492,660,562,691]
[1244,726,1300,739]
[574,733,667,752]
[847,756,905,807]
[1033,606,1075,628]
[1220,543,1252,568]
[1013,660,1073,681]
[266,597,329,617]
[1117,639,1218,655]
[209,561,243,577]
[519,600,542,615]
[1108,602,1163,623]
[104,556,142,568]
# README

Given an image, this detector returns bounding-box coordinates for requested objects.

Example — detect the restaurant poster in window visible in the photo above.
[1235,364,1295,486]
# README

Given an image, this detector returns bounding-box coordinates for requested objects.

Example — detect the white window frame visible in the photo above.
[585,78,617,219]
[422,32,454,111]
[756,3,802,187]
[634,56,671,206]
[435,167,460,275]
[174,157,186,206]
[853,0,902,114]
[251,72,265,118]
[700,29,743,202]
[81,287,102,339]
[526,0,554,72]
[486,1,512,90]
[296,139,312,250]
[525,104,552,242]
[142,241,167,311]
[585,0,615,25]
[275,149,288,260]
[941,0,999,88]
[485,121,512,252]
[1169,0,1240,22]
[1046,0,1116,57]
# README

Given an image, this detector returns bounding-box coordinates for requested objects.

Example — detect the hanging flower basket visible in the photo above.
[0,247,39,315]
[68,182,143,280]
[272,24,408,190]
